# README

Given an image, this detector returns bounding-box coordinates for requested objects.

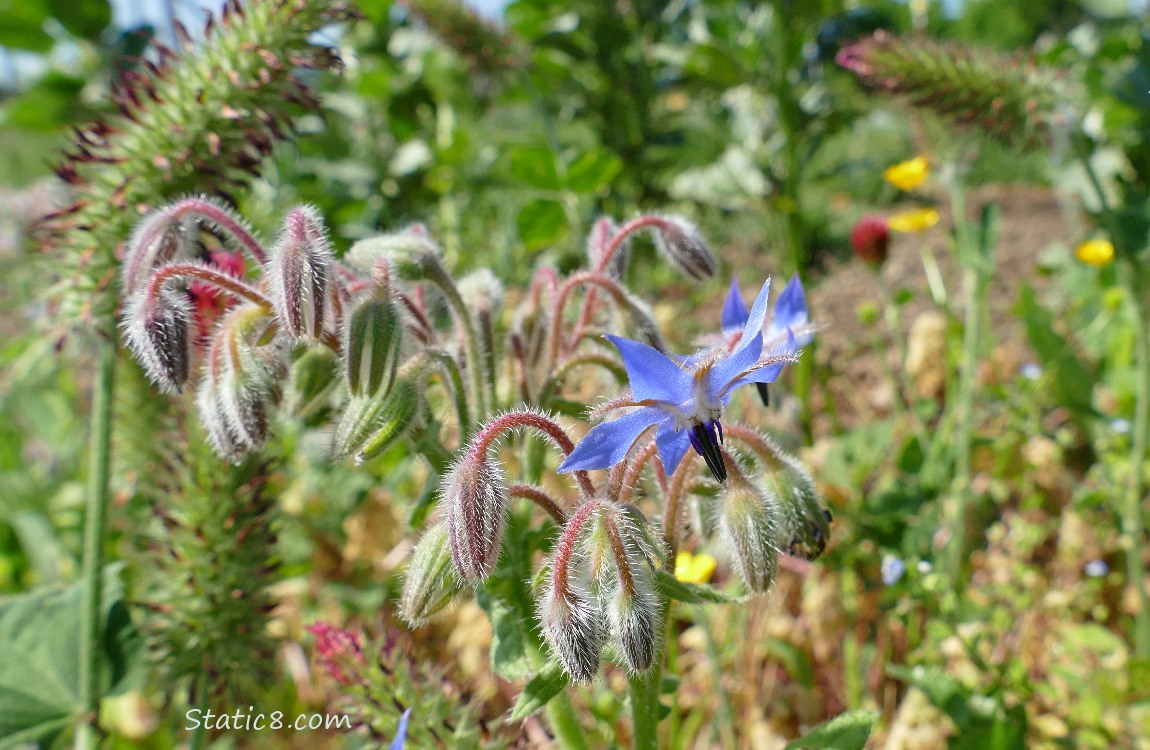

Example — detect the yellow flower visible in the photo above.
[888,207,940,233]
[1075,239,1114,267]
[883,156,930,191]
[674,551,717,584]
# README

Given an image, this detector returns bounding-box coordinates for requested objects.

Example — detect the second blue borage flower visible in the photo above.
[557,276,801,483]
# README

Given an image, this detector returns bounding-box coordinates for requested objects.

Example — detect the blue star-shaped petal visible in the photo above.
[722,272,812,405]
[558,277,798,482]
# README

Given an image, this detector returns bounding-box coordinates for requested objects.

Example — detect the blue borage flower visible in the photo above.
[557,277,798,483]
[722,273,811,407]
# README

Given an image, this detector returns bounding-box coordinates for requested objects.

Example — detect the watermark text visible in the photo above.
[185,708,351,731]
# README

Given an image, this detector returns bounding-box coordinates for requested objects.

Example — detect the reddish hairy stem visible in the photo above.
[469,411,596,499]
[617,440,659,505]
[601,510,636,596]
[661,461,694,569]
[552,500,601,598]
[508,483,568,525]
[145,262,268,308]
[546,271,634,367]
[142,197,267,265]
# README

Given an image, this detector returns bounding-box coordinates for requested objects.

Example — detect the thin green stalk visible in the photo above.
[628,665,661,750]
[75,332,117,750]
[1122,272,1150,658]
[189,673,209,750]
[945,264,983,582]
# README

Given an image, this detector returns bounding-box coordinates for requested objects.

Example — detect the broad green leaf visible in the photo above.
[565,149,622,193]
[517,199,566,251]
[477,589,531,681]
[654,570,743,604]
[508,145,562,191]
[0,564,140,748]
[509,664,569,721]
[784,710,877,750]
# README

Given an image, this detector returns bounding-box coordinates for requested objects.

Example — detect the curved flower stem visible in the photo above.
[507,483,567,525]
[469,411,596,499]
[146,262,269,308]
[538,352,627,405]
[546,271,657,370]
[662,461,696,567]
[75,328,116,750]
[425,349,470,442]
[421,259,487,422]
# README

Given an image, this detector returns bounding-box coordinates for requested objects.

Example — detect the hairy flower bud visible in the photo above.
[652,215,716,280]
[718,479,781,594]
[123,287,192,393]
[850,215,890,268]
[345,293,403,398]
[346,226,442,281]
[457,268,505,317]
[331,379,419,461]
[400,521,462,627]
[599,507,661,673]
[284,346,340,419]
[443,452,508,582]
[197,305,284,462]
[267,205,331,340]
[761,448,831,561]
[539,578,605,683]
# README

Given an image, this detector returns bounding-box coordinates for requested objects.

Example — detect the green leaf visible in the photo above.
[509,664,569,721]
[0,0,53,52]
[1,73,87,131]
[477,588,531,681]
[517,199,567,251]
[48,0,111,40]
[654,570,743,605]
[784,710,877,750]
[565,149,622,193]
[0,564,140,747]
[507,145,562,190]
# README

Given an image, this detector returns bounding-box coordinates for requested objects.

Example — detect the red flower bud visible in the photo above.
[850,215,890,268]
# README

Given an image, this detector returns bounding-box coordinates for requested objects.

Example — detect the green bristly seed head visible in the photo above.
[42,0,350,329]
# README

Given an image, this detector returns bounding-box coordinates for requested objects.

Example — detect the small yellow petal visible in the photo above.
[674,551,717,584]
[887,208,941,233]
[1075,239,1114,267]
[883,156,930,191]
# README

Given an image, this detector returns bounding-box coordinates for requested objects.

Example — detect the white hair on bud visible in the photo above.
[266,205,332,340]
[717,477,782,594]
[651,214,716,281]
[122,286,191,394]
[442,451,509,582]
[456,268,505,315]
[400,521,462,627]
[539,576,606,683]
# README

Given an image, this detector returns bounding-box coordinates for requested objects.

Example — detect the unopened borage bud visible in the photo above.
[267,205,331,340]
[652,215,716,280]
[443,451,509,582]
[344,292,403,398]
[331,378,419,461]
[718,478,782,594]
[400,521,462,627]
[123,287,192,394]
